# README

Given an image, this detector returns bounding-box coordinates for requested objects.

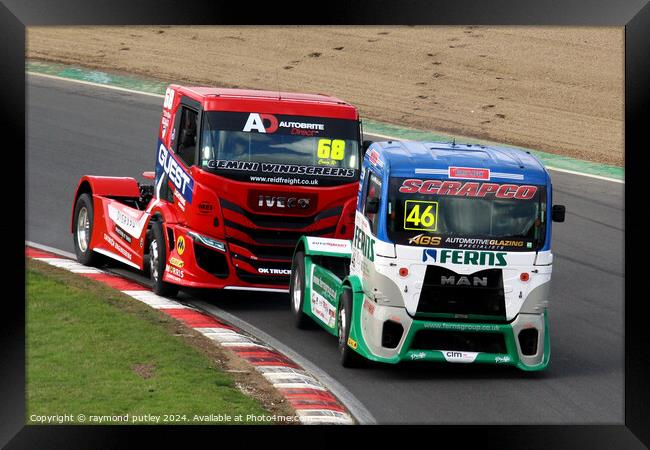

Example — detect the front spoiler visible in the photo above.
[348,298,550,371]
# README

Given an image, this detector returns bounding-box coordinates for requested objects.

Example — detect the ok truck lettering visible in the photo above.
[353,225,375,262]
[399,179,537,199]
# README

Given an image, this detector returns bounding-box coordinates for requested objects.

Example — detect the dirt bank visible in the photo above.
[27,26,623,166]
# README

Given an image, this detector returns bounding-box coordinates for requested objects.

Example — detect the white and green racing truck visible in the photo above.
[289,140,566,370]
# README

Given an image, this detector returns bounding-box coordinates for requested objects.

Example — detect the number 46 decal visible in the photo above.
[404,200,438,231]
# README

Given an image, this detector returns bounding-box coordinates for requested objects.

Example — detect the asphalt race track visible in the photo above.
[26,74,624,424]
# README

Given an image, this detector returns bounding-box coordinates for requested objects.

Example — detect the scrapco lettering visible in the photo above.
[399,179,537,199]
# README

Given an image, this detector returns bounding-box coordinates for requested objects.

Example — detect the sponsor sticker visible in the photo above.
[165,264,184,279]
[176,236,186,255]
[103,233,132,260]
[408,234,529,251]
[367,149,384,168]
[353,225,375,262]
[408,234,442,246]
[114,226,132,244]
[207,160,355,178]
[399,179,537,199]
[257,268,291,275]
[310,292,336,328]
[442,351,479,363]
[169,257,184,268]
[108,204,147,238]
[449,167,490,180]
[410,351,426,360]
[156,142,194,204]
[306,237,352,254]
[423,249,506,266]
[242,113,325,135]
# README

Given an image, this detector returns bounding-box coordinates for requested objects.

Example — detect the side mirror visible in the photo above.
[362,140,373,155]
[552,204,566,222]
[366,197,380,214]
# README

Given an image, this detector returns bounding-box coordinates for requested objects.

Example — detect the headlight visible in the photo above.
[187,231,226,253]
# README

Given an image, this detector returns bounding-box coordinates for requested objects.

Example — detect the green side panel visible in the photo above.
[343,275,373,356]
[301,256,344,337]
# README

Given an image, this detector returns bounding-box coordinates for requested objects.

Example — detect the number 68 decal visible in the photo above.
[404,200,439,231]
[317,139,346,161]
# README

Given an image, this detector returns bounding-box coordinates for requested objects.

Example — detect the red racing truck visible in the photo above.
[72,85,362,296]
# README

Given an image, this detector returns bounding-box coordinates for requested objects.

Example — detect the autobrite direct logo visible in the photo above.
[422,249,507,266]
[243,113,325,135]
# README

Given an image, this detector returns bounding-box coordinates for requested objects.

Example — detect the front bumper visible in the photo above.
[161,225,289,292]
[349,297,549,371]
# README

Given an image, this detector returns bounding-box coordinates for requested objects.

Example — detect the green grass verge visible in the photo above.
[26,261,284,425]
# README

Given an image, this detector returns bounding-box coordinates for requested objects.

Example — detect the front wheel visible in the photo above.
[289,251,312,329]
[72,193,104,267]
[338,288,364,368]
[149,220,179,298]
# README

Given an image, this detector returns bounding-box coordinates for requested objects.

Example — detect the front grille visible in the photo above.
[411,329,507,354]
[194,242,229,278]
[221,199,341,230]
[224,219,336,245]
[417,266,506,319]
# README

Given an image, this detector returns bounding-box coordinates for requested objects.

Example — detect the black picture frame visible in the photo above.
[4,0,648,447]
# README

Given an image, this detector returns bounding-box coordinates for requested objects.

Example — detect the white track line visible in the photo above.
[28,70,623,184]
[25,240,77,259]
[28,71,164,98]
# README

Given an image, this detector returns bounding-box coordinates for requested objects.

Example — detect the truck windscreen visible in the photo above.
[200,111,360,187]
[386,177,547,251]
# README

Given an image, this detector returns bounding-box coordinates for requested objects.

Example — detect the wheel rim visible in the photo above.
[338,304,347,348]
[150,239,159,282]
[76,206,90,252]
[292,270,301,312]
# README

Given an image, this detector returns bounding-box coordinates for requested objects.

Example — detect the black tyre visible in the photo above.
[72,193,104,267]
[337,288,365,368]
[149,220,179,298]
[289,251,312,329]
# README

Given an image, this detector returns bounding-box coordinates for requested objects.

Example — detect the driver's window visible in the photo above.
[363,172,382,235]
[175,106,198,167]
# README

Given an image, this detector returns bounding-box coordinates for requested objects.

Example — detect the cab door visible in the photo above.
[157,95,202,221]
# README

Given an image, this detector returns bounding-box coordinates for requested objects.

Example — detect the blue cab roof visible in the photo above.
[367,141,550,185]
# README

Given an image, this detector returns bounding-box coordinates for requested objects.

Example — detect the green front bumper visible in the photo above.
[348,297,550,371]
